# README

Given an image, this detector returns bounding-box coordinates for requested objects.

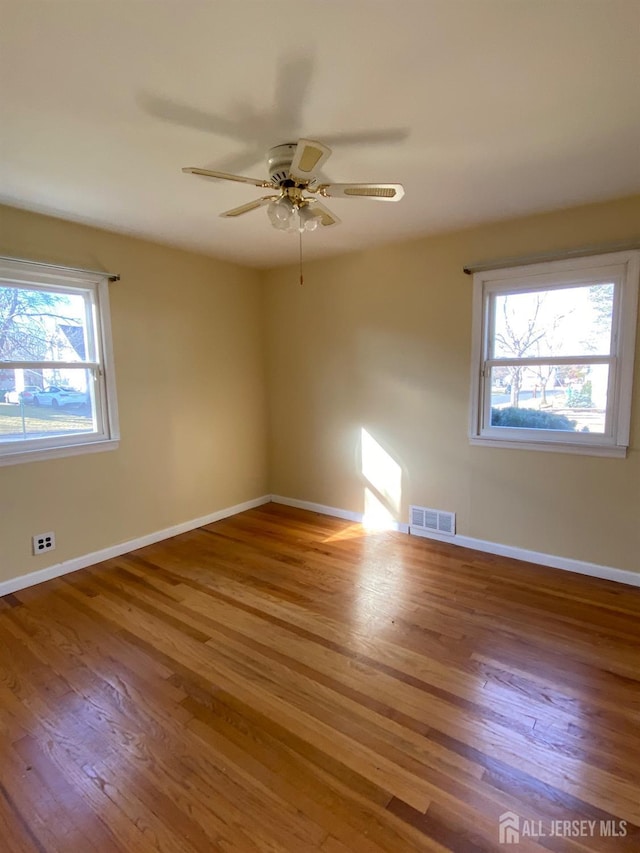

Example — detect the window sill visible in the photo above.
[0,438,119,467]
[469,436,627,458]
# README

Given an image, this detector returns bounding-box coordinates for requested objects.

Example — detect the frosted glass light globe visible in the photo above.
[268,197,295,228]
[298,204,322,233]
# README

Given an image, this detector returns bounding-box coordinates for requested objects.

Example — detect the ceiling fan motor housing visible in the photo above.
[267,143,299,185]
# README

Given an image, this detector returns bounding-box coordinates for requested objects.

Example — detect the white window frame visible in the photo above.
[0,258,120,466]
[469,250,640,457]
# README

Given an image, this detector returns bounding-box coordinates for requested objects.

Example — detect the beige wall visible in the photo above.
[264,195,640,574]
[3,196,639,584]
[0,205,268,581]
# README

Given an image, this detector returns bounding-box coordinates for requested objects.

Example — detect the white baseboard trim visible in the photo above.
[270,494,410,533]
[4,493,638,596]
[272,494,639,588]
[0,495,272,598]
[408,526,640,588]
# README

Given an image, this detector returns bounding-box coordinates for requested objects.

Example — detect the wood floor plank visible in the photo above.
[91,560,640,822]
[1,502,639,851]
[4,595,322,851]
[0,771,48,853]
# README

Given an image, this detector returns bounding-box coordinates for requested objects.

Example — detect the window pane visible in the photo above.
[0,368,96,442]
[489,364,608,434]
[492,283,614,359]
[0,285,91,362]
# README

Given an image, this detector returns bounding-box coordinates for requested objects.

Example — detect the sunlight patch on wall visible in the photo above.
[361,427,402,530]
[363,487,396,530]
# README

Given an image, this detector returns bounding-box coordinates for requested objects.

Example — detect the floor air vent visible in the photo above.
[410,505,456,536]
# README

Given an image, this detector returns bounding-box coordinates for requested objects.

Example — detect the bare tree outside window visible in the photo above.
[493,293,570,407]
[0,287,79,362]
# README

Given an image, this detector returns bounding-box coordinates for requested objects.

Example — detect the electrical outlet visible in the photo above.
[32,532,55,555]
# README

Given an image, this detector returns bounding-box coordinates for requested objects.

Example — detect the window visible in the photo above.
[469,250,639,456]
[0,258,119,465]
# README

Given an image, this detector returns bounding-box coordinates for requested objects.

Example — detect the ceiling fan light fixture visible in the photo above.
[267,196,296,230]
[298,203,322,233]
[183,137,404,235]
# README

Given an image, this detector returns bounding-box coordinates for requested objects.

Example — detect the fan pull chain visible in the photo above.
[299,228,304,286]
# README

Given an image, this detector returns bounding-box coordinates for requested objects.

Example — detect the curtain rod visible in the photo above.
[0,255,120,282]
[463,240,640,275]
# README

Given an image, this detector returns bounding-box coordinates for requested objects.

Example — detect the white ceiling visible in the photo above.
[1,1,639,268]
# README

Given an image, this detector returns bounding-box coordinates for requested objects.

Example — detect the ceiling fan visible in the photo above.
[182,138,405,233]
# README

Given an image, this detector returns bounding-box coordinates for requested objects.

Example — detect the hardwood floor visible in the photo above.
[1,502,639,852]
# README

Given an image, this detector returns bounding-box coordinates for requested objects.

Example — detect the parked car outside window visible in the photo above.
[3,385,41,404]
[32,386,88,408]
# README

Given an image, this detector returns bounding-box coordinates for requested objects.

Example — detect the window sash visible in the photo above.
[0,360,100,370]
[482,355,613,369]
[484,276,621,362]
[0,278,99,365]
[480,356,619,443]
[0,366,108,458]
[0,426,108,458]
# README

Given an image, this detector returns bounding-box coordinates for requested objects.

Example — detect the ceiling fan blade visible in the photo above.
[274,55,314,136]
[220,197,277,218]
[207,147,267,177]
[316,183,405,202]
[139,93,253,141]
[182,167,274,188]
[311,201,341,228]
[289,139,332,183]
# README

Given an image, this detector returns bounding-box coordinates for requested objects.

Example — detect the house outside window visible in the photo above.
[0,258,119,465]
[469,250,639,457]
